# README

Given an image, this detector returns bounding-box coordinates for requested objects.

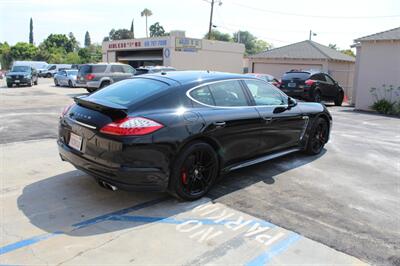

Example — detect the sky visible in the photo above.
[1,0,399,51]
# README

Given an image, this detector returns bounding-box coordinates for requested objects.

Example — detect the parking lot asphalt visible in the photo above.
[1,78,399,265]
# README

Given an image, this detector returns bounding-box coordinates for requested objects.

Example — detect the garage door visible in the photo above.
[253,63,323,79]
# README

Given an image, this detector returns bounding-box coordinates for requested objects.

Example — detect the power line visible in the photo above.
[230,1,400,19]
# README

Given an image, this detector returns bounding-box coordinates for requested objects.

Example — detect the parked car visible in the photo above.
[76,63,136,93]
[6,65,38,87]
[58,71,332,200]
[39,64,72,78]
[54,69,78,87]
[246,73,280,87]
[280,70,344,106]
[135,66,176,75]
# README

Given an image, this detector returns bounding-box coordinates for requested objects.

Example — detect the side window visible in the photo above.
[122,65,135,74]
[49,65,56,70]
[208,80,248,107]
[190,86,215,106]
[244,80,285,106]
[111,65,124,73]
[92,65,107,73]
[312,74,326,82]
[325,74,335,85]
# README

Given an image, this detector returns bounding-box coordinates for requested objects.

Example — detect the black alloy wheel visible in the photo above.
[170,142,219,200]
[305,118,328,155]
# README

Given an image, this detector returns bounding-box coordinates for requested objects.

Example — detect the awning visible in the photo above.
[117,55,163,61]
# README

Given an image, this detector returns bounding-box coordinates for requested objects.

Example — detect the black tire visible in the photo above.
[68,80,73,88]
[54,79,59,86]
[100,81,110,89]
[335,92,344,106]
[312,89,321,103]
[168,141,219,201]
[304,117,329,155]
[34,79,38,85]
[86,88,95,93]
[27,79,33,87]
[46,73,52,78]
[7,83,12,88]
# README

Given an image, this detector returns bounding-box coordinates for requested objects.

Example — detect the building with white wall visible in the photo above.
[352,27,400,110]
[102,31,245,73]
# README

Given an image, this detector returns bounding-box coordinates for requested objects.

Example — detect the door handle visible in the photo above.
[213,121,226,127]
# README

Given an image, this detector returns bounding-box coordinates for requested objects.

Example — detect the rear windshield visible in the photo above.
[88,78,169,106]
[79,65,107,75]
[282,72,310,80]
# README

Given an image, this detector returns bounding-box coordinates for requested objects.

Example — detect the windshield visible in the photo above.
[66,70,78,75]
[11,66,30,72]
[88,78,169,106]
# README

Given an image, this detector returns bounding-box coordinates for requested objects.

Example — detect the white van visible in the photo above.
[40,64,72,77]
[13,61,48,71]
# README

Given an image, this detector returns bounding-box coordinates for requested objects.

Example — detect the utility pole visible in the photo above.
[208,0,215,40]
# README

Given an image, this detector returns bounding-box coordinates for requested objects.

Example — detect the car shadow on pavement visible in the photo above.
[209,149,326,199]
[17,150,326,237]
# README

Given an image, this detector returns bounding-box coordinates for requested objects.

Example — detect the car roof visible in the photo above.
[143,71,252,85]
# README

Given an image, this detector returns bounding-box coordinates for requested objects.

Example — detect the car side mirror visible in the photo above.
[288,97,297,109]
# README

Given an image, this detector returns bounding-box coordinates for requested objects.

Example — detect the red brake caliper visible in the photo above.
[181,168,188,185]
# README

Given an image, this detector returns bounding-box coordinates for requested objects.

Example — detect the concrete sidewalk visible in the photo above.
[0,139,368,265]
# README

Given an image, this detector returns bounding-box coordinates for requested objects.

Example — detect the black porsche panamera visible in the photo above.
[58,71,332,200]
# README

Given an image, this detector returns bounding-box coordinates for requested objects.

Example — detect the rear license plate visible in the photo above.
[14,80,20,83]
[69,132,82,151]
[288,82,296,88]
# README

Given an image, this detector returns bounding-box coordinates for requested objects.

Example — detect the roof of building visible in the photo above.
[250,40,355,62]
[354,27,400,42]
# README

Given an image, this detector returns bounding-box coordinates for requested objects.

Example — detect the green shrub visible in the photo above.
[370,85,400,116]
[371,99,395,114]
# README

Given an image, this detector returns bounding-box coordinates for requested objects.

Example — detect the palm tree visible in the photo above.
[141,8,153,37]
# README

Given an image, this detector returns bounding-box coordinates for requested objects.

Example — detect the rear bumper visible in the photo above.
[281,88,311,100]
[58,140,169,191]
[76,80,100,89]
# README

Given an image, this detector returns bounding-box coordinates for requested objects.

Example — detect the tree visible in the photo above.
[329,43,355,57]
[0,42,13,69]
[29,18,33,44]
[41,34,74,53]
[130,19,135,38]
[254,39,272,54]
[84,31,91,47]
[10,42,38,60]
[233,31,257,55]
[106,28,134,40]
[204,30,232,42]
[141,8,153,37]
[65,52,81,64]
[68,32,79,51]
[149,22,166,37]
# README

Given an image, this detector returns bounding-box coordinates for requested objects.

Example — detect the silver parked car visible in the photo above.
[76,63,136,93]
[54,69,78,87]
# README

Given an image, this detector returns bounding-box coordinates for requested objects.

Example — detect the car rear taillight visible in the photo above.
[61,103,74,118]
[85,74,95,80]
[100,117,164,136]
[305,79,315,86]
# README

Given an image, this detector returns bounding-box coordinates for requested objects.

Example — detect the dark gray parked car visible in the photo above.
[76,63,136,93]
